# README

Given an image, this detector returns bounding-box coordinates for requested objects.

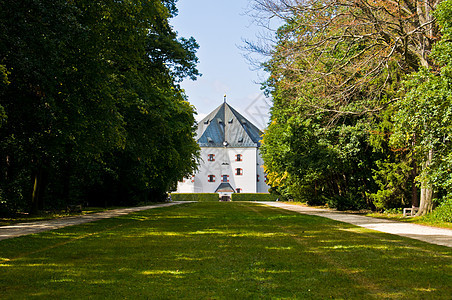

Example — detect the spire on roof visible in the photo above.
[224,94,227,103]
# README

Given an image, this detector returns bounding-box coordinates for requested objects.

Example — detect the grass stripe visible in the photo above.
[0,202,451,299]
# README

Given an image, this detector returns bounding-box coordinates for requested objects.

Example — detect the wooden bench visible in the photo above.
[66,204,82,213]
[403,207,419,217]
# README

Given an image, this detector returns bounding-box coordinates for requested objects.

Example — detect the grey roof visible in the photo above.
[197,102,263,148]
[215,182,236,193]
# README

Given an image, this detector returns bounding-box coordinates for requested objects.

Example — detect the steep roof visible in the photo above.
[215,182,236,193]
[197,102,263,148]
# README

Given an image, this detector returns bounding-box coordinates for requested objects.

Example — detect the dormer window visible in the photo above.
[207,137,213,143]
[204,119,209,124]
[228,118,233,124]
[217,118,223,124]
[238,137,243,143]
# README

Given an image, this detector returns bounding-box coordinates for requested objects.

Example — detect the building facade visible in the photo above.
[176,101,269,195]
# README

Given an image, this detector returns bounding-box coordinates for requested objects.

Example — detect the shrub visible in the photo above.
[231,193,278,202]
[425,196,452,223]
[170,193,218,202]
[327,194,367,211]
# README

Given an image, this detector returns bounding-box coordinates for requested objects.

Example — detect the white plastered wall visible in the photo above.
[176,146,270,193]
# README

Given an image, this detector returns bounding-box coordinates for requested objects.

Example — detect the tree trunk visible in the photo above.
[411,159,419,208]
[416,149,434,216]
[30,166,43,215]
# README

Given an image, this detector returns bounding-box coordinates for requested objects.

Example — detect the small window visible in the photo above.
[236,168,243,176]
[208,175,215,182]
[228,118,233,124]
[207,137,213,143]
[238,137,243,143]
[236,154,242,162]
[264,175,268,183]
[236,188,242,193]
[217,118,223,124]
[191,175,195,183]
[257,175,260,182]
[204,119,209,124]
[208,154,215,161]
[222,175,229,183]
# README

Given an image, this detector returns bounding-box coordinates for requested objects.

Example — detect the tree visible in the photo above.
[0,0,200,214]
[391,0,452,215]
[249,0,445,210]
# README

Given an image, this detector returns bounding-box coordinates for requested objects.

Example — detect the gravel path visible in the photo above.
[0,201,190,241]
[258,202,452,248]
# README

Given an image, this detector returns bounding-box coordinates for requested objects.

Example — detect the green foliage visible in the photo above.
[0,0,200,214]
[230,193,278,201]
[368,159,412,211]
[424,196,452,223]
[258,0,452,212]
[170,193,218,202]
[389,0,452,208]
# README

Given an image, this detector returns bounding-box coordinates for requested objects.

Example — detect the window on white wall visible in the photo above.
[222,175,229,182]
[236,188,242,193]
[208,175,215,182]
[208,154,215,161]
[236,154,242,161]
[236,168,243,175]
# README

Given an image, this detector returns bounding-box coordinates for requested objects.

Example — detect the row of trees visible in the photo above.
[0,0,200,215]
[251,0,452,215]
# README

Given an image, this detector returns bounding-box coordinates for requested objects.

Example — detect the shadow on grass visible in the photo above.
[0,202,451,299]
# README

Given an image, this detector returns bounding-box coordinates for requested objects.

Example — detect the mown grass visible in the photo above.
[0,202,451,299]
[0,207,120,226]
[365,212,452,229]
[282,201,452,229]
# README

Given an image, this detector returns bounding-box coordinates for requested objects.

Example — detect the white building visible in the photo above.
[176,100,269,197]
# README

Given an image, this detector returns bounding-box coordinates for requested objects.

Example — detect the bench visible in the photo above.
[66,204,82,213]
[403,207,419,217]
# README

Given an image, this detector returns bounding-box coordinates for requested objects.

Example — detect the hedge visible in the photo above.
[170,193,219,202]
[231,193,279,202]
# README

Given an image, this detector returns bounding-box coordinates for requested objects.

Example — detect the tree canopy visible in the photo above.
[252,0,452,214]
[0,0,200,215]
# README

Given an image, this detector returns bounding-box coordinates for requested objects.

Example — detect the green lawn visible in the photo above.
[0,202,451,299]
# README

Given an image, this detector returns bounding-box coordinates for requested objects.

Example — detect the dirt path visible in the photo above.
[0,201,191,241]
[258,202,452,248]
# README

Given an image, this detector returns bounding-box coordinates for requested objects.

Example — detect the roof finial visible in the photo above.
[224,94,227,103]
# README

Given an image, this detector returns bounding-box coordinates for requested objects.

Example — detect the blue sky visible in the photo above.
[171,0,273,129]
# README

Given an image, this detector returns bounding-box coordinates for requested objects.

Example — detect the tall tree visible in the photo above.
[250,0,444,210]
[391,0,452,215]
[0,0,200,214]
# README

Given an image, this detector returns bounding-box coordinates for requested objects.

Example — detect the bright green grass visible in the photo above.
[0,202,451,299]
